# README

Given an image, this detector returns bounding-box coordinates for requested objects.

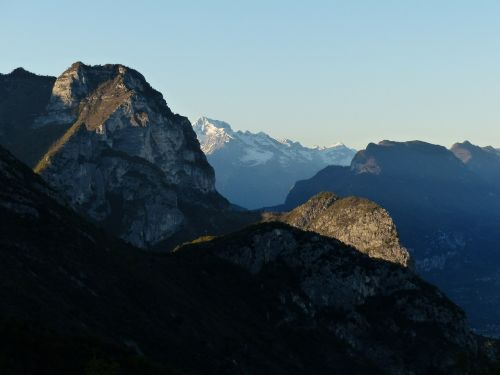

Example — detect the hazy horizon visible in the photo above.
[2,0,500,149]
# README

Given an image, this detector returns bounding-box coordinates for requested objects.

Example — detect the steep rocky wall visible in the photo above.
[1,62,228,248]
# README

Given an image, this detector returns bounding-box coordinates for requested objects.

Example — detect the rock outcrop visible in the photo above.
[274,192,411,267]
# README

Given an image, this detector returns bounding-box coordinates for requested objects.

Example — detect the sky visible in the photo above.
[1,0,500,149]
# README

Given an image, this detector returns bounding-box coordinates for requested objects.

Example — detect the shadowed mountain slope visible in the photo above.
[1,145,498,374]
[0,68,56,167]
[279,140,500,337]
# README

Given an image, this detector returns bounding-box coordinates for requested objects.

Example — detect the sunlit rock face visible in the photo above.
[276,192,411,267]
[35,62,215,192]
[7,62,225,248]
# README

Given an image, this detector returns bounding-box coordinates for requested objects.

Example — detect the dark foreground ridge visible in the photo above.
[0,145,498,374]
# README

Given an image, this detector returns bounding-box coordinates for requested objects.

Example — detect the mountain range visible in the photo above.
[278,139,500,338]
[1,62,500,374]
[192,117,356,208]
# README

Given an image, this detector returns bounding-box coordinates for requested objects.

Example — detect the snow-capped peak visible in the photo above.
[331,142,345,147]
[192,116,356,167]
[278,138,304,148]
[312,142,346,150]
[192,117,234,154]
[191,117,357,208]
[193,116,233,133]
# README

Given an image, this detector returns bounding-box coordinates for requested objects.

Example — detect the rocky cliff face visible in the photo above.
[35,62,216,192]
[193,117,356,208]
[0,63,234,248]
[274,192,411,267]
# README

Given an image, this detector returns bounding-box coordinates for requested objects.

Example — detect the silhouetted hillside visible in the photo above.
[1,145,497,374]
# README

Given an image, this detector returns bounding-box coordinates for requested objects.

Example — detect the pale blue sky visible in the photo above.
[2,0,500,149]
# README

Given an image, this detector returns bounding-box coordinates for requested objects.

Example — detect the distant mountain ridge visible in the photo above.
[451,140,500,186]
[278,139,500,337]
[193,117,356,208]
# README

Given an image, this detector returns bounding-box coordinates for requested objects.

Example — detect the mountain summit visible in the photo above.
[0,63,240,248]
[274,192,411,267]
[193,117,356,208]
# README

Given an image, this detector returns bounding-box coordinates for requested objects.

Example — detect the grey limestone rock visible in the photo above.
[276,192,411,267]
[30,62,224,247]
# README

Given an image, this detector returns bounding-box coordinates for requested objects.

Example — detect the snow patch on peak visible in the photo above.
[279,138,304,148]
[192,117,234,154]
[313,142,346,150]
[328,142,346,148]
[193,117,233,133]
